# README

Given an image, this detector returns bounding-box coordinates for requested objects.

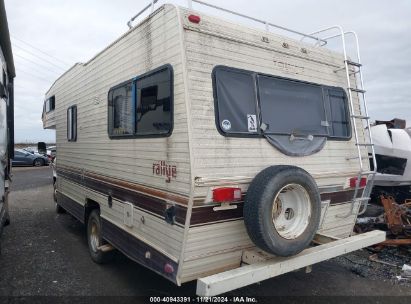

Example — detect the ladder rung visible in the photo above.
[350,70,361,75]
[346,60,362,67]
[334,66,346,72]
[355,197,371,201]
[356,143,374,147]
[346,156,369,160]
[359,170,377,175]
[349,88,366,94]
[351,115,370,119]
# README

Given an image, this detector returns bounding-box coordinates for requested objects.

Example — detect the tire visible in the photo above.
[55,202,65,214]
[54,184,65,213]
[4,214,10,226]
[53,182,58,203]
[244,165,321,256]
[4,197,10,226]
[33,158,44,167]
[87,210,115,264]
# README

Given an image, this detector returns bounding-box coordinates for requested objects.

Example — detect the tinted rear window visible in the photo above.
[212,66,350,139]
[258,75,327,136]
[214,68,257,134]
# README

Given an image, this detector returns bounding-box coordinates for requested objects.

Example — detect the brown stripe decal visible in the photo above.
[102,218,178,283]
[190,204,244,226]
[57,166,363,226]
[87,171,189,205]
[57,168,187,225]
[57,192,85,223]
[321,188,364,205]
[58,165,189,205]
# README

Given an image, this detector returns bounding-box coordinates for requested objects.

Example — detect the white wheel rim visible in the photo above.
[90,221,100,253]
[272,183,312,240]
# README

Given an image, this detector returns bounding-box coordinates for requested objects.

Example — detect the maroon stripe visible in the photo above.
[57,168,362,227]
[57,169,187,225]
[102,218,178,283]
[320,188,364,205]
[57,192,85,223]
[190,204,244,226]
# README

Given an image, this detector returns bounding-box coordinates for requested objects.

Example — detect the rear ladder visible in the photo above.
[306,27,377,217]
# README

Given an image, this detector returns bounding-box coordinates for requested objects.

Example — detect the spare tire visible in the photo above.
[244,165,321,256]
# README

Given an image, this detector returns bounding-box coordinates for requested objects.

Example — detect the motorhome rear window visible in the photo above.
[213,66,350,139]
[213,68,257,135]
[67,105,77,142]
[108,65,173,138]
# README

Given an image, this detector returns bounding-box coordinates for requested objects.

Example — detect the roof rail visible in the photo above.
[126,0,328,45]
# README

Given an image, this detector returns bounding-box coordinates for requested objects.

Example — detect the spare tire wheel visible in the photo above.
[244,165,321,256]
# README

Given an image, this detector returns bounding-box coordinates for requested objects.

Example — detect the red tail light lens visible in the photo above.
[212,187,242,203]
[164,263,174,274]
[188,14,201,24]
[349,177,367,188]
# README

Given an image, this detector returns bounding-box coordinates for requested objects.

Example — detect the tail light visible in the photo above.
[188,14,201,24]
[349,177,367,188]
[213,187,242,203]
[164,263,174,274]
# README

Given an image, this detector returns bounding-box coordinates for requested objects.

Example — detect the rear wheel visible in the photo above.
[244,165,321,256]
[4,197,10,226]
[4,211,10,226]
[33,158,44,167]
[87,210,115,264]
[55,202,65,214]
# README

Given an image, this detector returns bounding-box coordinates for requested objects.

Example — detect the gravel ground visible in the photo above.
[1,166,411,300]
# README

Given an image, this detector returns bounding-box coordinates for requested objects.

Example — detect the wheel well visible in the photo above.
[84,199,100,224]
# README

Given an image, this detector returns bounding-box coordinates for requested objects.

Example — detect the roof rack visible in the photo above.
[126,0,328,45]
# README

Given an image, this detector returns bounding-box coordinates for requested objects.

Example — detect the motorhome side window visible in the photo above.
[45,96,56,113]
[108,81,134,136]
[108,65,173,138]
[67,106,77,141]
[213,66,350,139]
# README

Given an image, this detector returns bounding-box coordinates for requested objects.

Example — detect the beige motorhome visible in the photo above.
[42,0,385,296]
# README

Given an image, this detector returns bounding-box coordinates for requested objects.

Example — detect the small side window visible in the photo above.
[0,69,7,98]
[67,105,77,141]
[45,96,56,113]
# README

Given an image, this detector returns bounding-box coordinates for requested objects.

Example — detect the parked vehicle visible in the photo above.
[41,0,385,295]
[369,119,411,203]
[47,146,56,158]
[12,150,49,167]
[22,146,38,154]
[0,0,15,242]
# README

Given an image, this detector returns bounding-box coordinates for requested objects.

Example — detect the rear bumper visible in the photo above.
[196,230,386,296]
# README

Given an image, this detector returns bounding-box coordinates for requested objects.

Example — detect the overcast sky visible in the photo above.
[5,0,411,143]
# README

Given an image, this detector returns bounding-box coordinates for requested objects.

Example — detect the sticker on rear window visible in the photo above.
[247,114,257,132]
[221,119,232,131]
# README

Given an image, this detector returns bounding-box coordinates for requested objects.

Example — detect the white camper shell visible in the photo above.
[42,1,385,295]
